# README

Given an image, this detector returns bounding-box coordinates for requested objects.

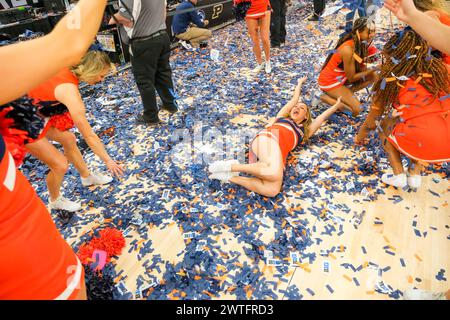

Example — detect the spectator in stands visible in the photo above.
[172,0,212,49]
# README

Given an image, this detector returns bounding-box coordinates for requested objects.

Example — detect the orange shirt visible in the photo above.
[255,118,304,166]
[28,68,79,103]
[388,79,450,163]
[0,136,82,299]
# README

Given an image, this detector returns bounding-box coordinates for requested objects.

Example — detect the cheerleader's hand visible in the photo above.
[266,118,276,128]
[106,159,125,178]
[392,109,404,118]
[333,96,343,110]
[355,131,369,146]
[384,0,418,24]
[297,77,307,86]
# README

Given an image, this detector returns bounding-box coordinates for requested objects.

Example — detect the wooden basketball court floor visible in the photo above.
[22,4,449,299]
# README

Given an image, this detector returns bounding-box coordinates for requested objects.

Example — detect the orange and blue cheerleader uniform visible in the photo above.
[0,115,84,299]
[388,79,450,163]
[27,67,80,142]
[318,40,377,92]
[318,40,355,92]
[436,11,450,66]
[246,0,271,19]
[250,117,305,167]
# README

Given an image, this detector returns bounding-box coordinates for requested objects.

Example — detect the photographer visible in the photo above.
[172,0,212,49]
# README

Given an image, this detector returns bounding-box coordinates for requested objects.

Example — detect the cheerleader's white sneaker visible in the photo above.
[49,195,81,212]
[209,172,239,183]
[208,159,239,174]
[252,62,265,74]
[407,174,422,189]
[81,173,113,187]
[265,60,272,74]
[381,172,407,188]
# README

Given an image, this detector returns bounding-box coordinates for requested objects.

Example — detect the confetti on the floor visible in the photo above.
[18,0,450,300]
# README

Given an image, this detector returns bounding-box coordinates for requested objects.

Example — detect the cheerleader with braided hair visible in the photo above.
[318,17,378,116]
[356,28,450,189]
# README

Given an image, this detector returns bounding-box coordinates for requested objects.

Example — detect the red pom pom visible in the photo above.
[77,243,95,265]
[76,228,125,265]
[89,228,125,262]
[0,107,30,166]
[368,45,378,56]
[48,112,74,132]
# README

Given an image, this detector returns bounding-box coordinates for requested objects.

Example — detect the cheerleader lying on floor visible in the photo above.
[208,77,343,197]
[356,28,450,189]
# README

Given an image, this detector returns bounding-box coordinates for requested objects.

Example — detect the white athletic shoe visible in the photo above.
[381,172,407,188]
[49,195,81,212]
[407,174,422,189]
[311,91,322,107]
[252,62,265,74]
[209,171,239,183]
[179,40,193,50]
[81,173,113,187]
[403,289,447,300]
[265,60,272,74]
[208,159,239,174]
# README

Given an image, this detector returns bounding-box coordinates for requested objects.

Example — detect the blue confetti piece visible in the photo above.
[306,288,315,296]
[428,189,440,197]
[326,285,334,293]
[380,78,387,90]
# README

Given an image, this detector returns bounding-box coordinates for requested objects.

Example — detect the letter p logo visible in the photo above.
[212,4,223,20]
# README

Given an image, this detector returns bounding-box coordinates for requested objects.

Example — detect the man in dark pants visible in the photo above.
[270,0,289,48]
[112,0,178,125]
[308,0,326,21]
[344,0,367,32]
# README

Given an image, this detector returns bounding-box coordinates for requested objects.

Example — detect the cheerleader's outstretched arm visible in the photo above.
[55,84,124,178]
[384,0,450,55]
[267,77,307,127]
[307,97,342,138]
[0,0,107,105]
